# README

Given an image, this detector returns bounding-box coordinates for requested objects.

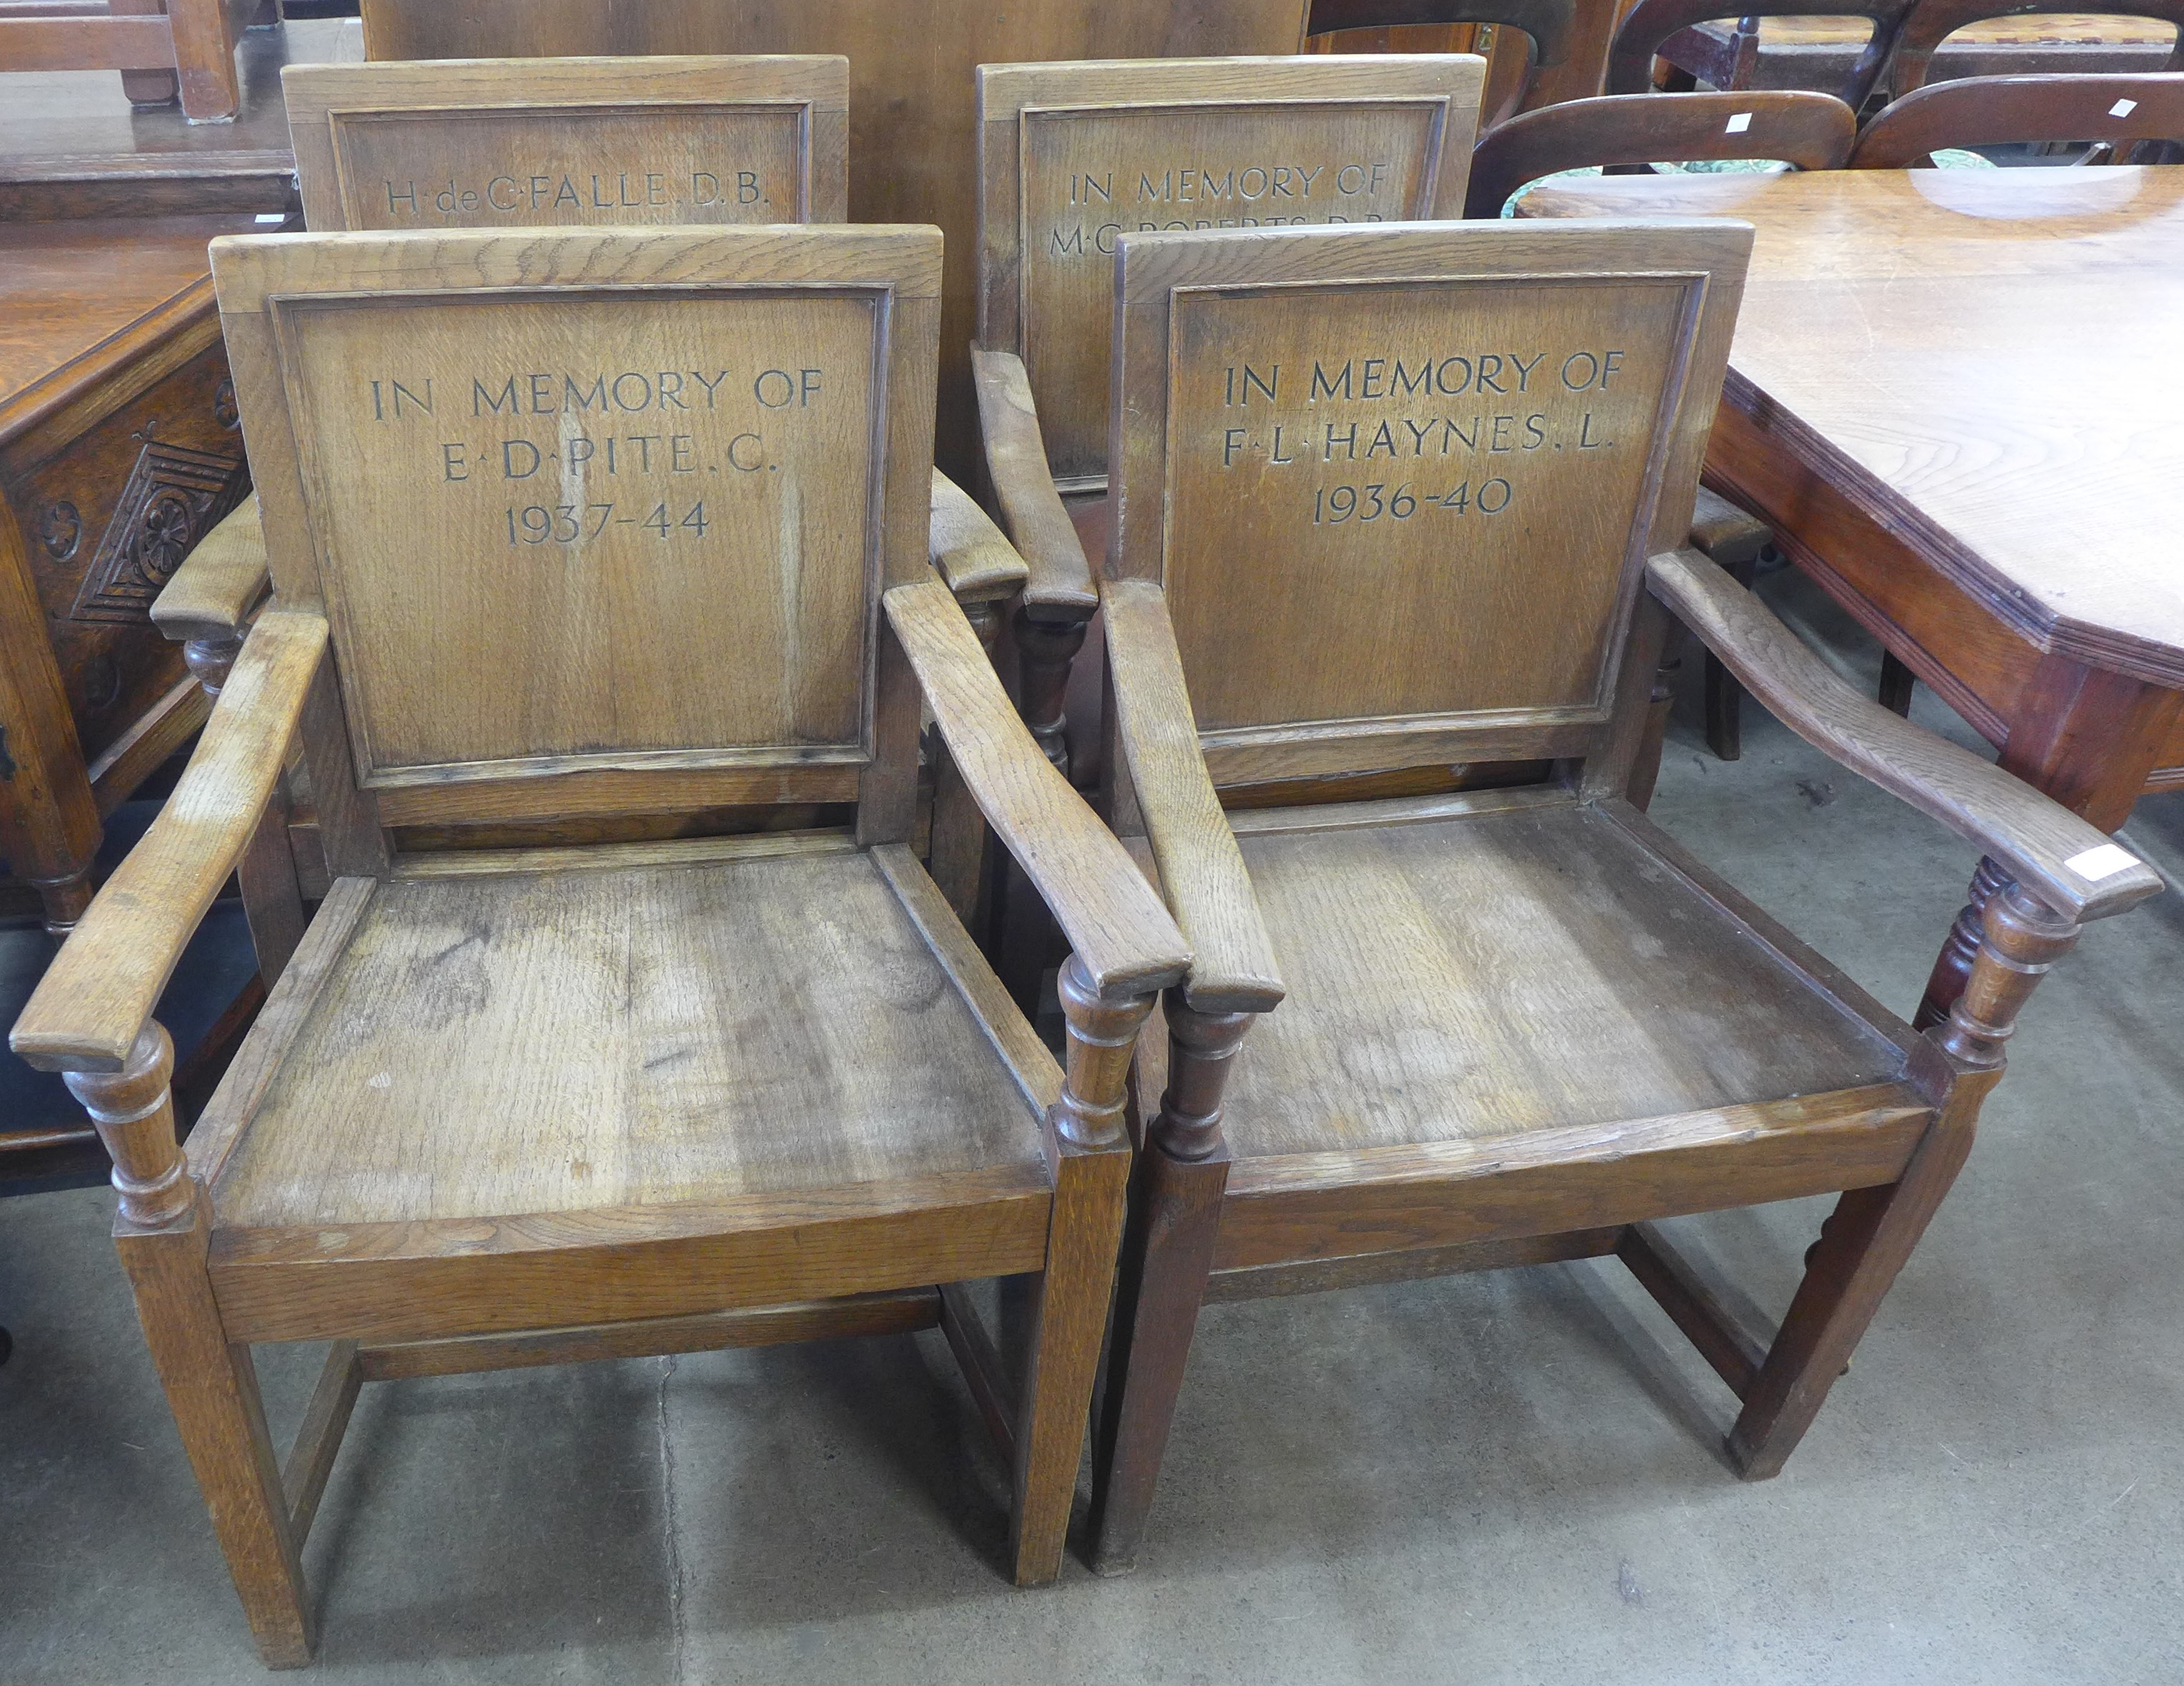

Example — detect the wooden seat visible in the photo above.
[1888,0,2184,94]
[1079,216,2164,1574]
[12,225,1190,1666]
[1214,804,1906,1166]
[1849,69,2184,162]
[205,849,1050,1242]
[1608,0,1921,107]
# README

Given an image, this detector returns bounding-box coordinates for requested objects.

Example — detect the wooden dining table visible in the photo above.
[1524,165,2184,1021]
[1662,12,2180,94]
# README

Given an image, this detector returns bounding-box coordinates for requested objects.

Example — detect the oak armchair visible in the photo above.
[1081,217,2164,1571]
[969,54,1488,789]
[13,225,1189,1666]
[154,53,1025,910]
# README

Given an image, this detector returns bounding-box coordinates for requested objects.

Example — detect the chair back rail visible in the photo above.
[978,56,1488,491]
[1306,0,1575,65]
[212,225,941,851]
[1607,0,1921,107]
[1103,217,1752,789]
[1890,0,2184,94]
[282,55,849,232]
[1851,69,2184,162]
[1464,89,1856,216]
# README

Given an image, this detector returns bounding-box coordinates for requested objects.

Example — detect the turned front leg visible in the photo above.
[60,1017,314,1662]
[1013,609,1088,780]
[1914,854,2011,1030]
[62,1021,193,1227]
[1010,955,1154,1585]
[1732,876,2080,1478]
[1091,990,1254,1573]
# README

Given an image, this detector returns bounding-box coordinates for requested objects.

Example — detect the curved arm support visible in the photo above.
[884,577,1189,1000]
[931,467,1029,606]
[970,347,1098,620]
[12,610,330,1071]
[1647,549,2163,923]
[1102,580,1285,1015]
[151,493,273,695]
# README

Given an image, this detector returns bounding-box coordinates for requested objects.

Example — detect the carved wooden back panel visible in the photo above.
[1106,220,1749,786]
[283,57,849,233]
[210,227,939,840]
[979,57,1486,487]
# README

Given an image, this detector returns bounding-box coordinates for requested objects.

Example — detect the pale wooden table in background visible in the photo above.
[1526,165,2184,1013]
[1664,11,2179,91]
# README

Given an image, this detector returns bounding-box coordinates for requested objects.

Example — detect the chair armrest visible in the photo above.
[149,492,271,641]
[1103,580,1285,1014]
[1648,549,2164,922]
[11,610,329,1071]
[970,347,1098,620]
[884,576,1188,999]
[930,468,1028,605]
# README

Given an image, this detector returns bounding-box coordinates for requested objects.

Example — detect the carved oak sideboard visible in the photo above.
[1,213,267,933]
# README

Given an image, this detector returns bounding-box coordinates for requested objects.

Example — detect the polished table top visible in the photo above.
[1526,167,2184,689]
[1705,12,2175,47]
[0,215,268,430]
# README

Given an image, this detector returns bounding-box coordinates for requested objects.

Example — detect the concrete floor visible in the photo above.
[4,568,2181,1685]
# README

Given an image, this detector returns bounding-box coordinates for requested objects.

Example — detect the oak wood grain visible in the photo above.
[356,0,1320,481]
[1219,802,1912,1161]
[1107,217,1750,783]
[978,54,1486,483]
[885,575,1191,1000]
[356,1289,940,1380]
[930,467,1029,602]
[1649,547,2165,921]
[12,609,326,1070]
[1214,1084,1932,1267]
[971,347,1098,615]
[214,223,942,839]
[1103,579,1286,1013]
[1522,167,2184,690]
[209,850,1051,1233]
[150,492,269,639]
[208,1171,1056,1345]
[282,54,850,230]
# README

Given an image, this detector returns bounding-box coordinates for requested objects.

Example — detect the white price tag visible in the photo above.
[2065,842,2141,882]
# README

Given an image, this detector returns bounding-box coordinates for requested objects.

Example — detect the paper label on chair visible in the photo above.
[2065,842,2142,882]
[1725,112,1753,134]
[2110,99,2139,117]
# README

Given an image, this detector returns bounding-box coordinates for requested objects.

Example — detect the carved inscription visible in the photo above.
[1161,278,1693,733]
[283,291,878,776]
[1018,102,1442,479]
[330,105,806,230]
